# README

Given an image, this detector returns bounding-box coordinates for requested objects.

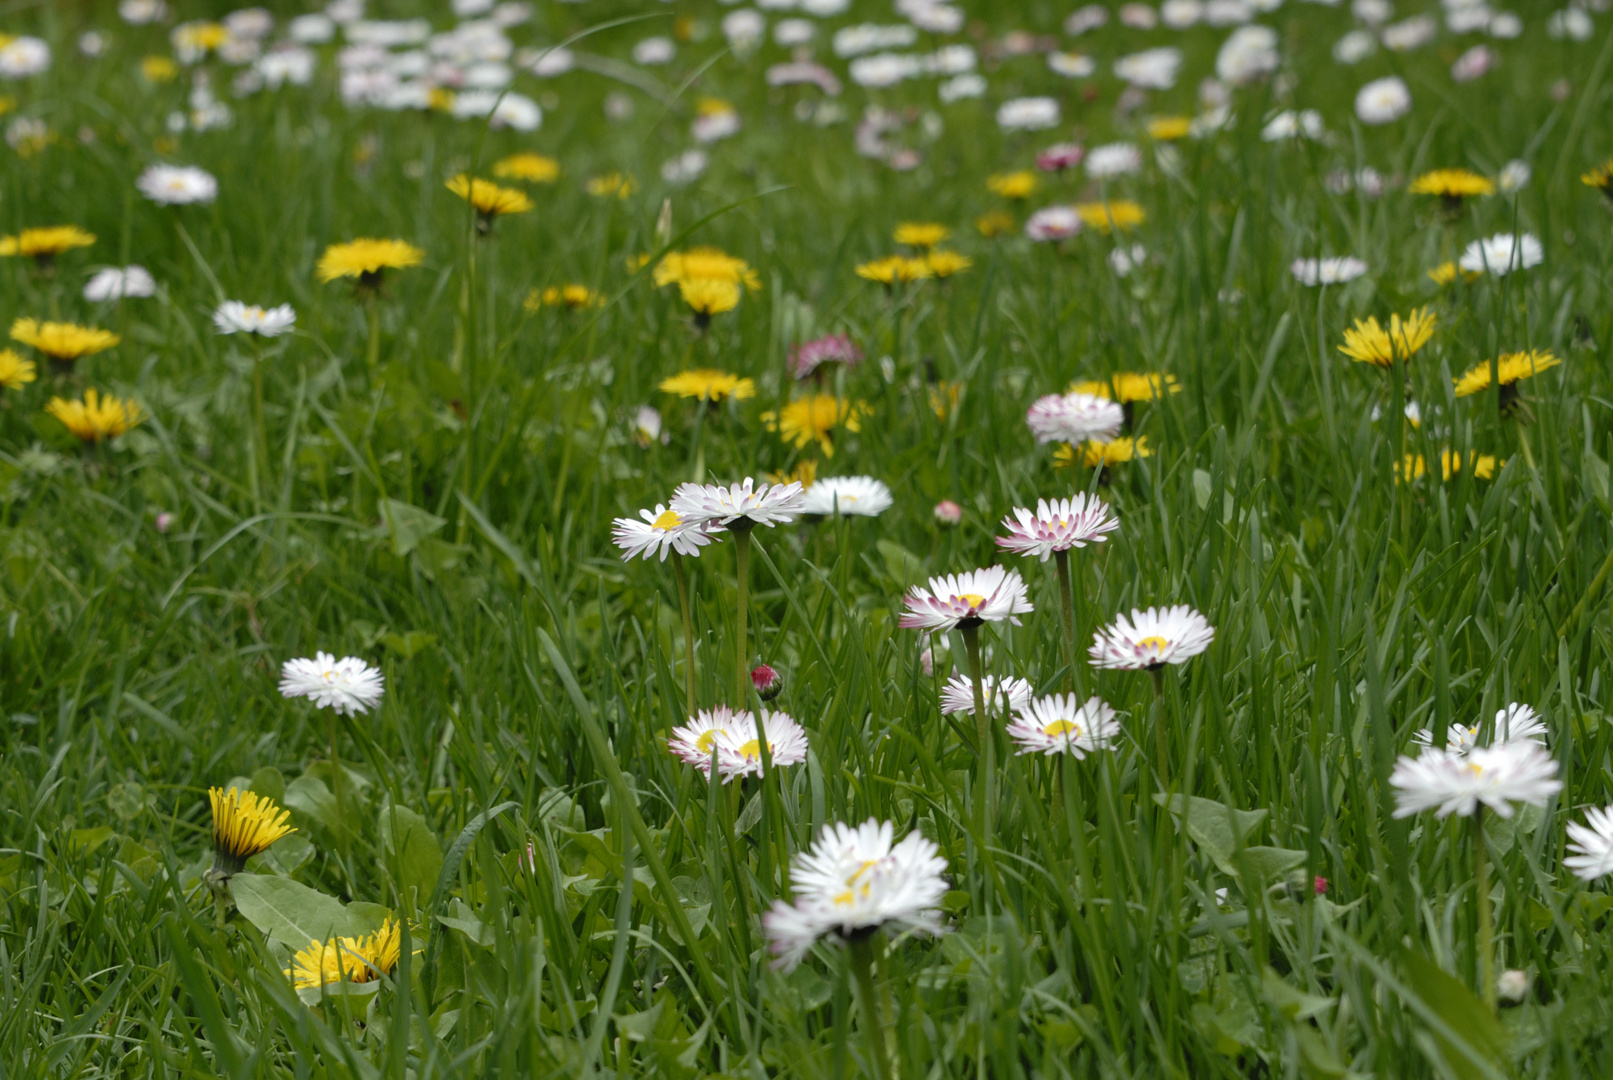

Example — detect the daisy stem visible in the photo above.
[1151,666,1170,792]
[1474,810,1496,1013]
[849,935,894,1080]
[1054,549,1079,695]
[251,346,269,504]
[328,711,350,869]
[962,623,995,870]
[733,526,752,706]
[672,552,696,719]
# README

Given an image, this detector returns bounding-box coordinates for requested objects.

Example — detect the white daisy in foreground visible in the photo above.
[1458,233,1543,276]
[712,709,809,781]
[997,495,1118,562]
[763,819,948,971]
[667,705,744,771]
[1355,75,1412,124]
[800,475,893,517]
[611,504,719,562]
[1414,703,1547,754]
[0,36,51,79]
[939,673,1033,716]
[84,266,157,302]
[214,301,296,337]
[1565,806,1613,881]
[1389,741,1561,819]
[1007,694,1119,757]
[278,652,385,716]
[898,566,1033,631]
[1290,256,1367,286]
[670,478,806,530]
[137,164,219,205]
[1025,391,1125,445]
[1090,606,1215,670]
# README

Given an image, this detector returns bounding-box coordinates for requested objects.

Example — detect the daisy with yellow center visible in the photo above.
[1338,308,1436,367]
[976,210,1015,238]
[1582,160,1613,203]
[0,225,95,268]
[653,247,761,291]
[586,172,635,199]
[208,787,295,878]
[987,171,1037,200]
[1070,372,1181,404]
[1147,116,1192,141]
[46,388,145,442]
[762,395,871,457]
[1452,349,1560,400]
[11,317,120,363]
[286,919,406,990]
[659,368,756,402]
[1397,450,1500,483]
[493,152,561,183]
[446,175,533,233]
[925,250,973,278]
[1075,201,1146,232]
[855,255,933,285]
[0,348,37,389]
[524,284,604,311]
[317,238,425,286]
[894,222,949,248]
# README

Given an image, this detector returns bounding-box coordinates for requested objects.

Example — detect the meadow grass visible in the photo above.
[3,1,1613,1077]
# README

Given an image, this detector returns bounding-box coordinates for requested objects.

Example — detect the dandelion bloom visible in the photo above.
[1582,159,1613,203]
[670,478,806,529]
[46,389,145,442]
[1408,168,1494,203]
[659,368,755,402]
[0,225,94,264]
[1427,261,1479,287]
[446,174,533,225]
[1147,116,1192,140]
[925,250,972,278]
[976,210,1016,237]
[279,652,385,716]
[611,504,719,562]
[0,348,37,389]
[653,247,761,290]
[136,164,218,205]
[586,172,635,198]
[317,238,424,285]
[1458,233,1543,277]
[1414,703,1547,755]
[899,566,1033,631]
[1452,350,1560,398]
[789,333,862,380]
[856,256,933,284]
[894,222,948,248]
[214,301,296,337]
[525,284,604,310]
[1566,806,1613,881]
[678,278,741,322]
[1007,694,1120,757]
[1389,741,1561,819]
[1057,435,1152,468]
[1090,605,1214,670]
[1075,201,1146,232]
[12,317,120,362]
[987,171,1037,200]
[208,787,294,876]
[997,495,1118,562]
[1071,372,1181,404]
[1026,391,1125,445]
[1338,308,1436,367]
[939,673,1033,716]
[286,919,405,989]
[1396,450,1500,483]
[493,152,560,183]
[763,395,870,456]
[799,475,892,517]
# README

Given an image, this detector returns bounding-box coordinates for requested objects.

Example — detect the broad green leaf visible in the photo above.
[1154,794,1267,876]
[876,539,925,587]
[381,630,438,658]
[1236,846,1309,889]
[379,800,444,906]
[231,872,354,947]
[1261,967,1336,1021]
[378,498,446,556]
[1399,949,1510,1080]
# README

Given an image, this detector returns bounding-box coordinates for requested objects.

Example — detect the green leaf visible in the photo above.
[1399,949,1510,1080]
[230,872,354,947]
[437,898,494,946]
[378,498,446,556]
[1154,794,1267,876]
[875,539,925,588]
[379,800,444,906]
[1260,967,1336,1021]
[381,630,438,659]
[1236,846,1309,889]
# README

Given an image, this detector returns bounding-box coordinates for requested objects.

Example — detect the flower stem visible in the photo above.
[251,348,269,505]
[849,934,894,1080]
[1150,666,1169,792]
[365,293,381,371]
[733,526,752,706]
[328,711,350,872]
[672,551,696,719]
[962,623,995,878]
[1474,810,1496,1013]
[1054,549,1079,695]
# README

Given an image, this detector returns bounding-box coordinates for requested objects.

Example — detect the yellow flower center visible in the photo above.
[1043,719,1081,739]
[957,593,986,609]
[736,739,767,760]
[652,509,681,531]
[1136,635,1170,653]
[695,729,725,753]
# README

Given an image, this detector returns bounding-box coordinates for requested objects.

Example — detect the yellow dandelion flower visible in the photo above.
[446,174,533,229]
[493,153,561,183]
[1428,261,1480,286]
[894,222,950,248]
[587,172,635,199]
[208,787,295,876]
[1338,308,1436,367]
[1075,200,1146,232]
[855,256,933,285]
[766,459,819,487]
[929,380,963,419]
[976,210,1015,238]
[141,55,179,83]
[45,388,145,442]
[174,22,229,54]
[659,369,756,402]
[317,238,425,285]
[0,225,94,264]
[987,171,1037,200]
[925,250,973,278]
[761,395,870,457]
[678,277,741,321]
[0,348,37,390]
[1397,451,1500,483]
[1147,116,1192,141]
[286,919,406,990]
[427,87,456,112]
[1070,372,1181,404]
[1582,159,1613,198]
[652,247,761,291]
[11,317,120,362]
[1452,350,1561,398]
[525,284,604,311]
[1054,436,1152,468]
[1408,168,1495,200]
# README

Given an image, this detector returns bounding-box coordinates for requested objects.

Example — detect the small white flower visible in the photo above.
[938,73,987,102]
[1089,605,1216,670]
[1115,47,1182,90]
[289,14,337,43]
[833,24,918,58]
[84,266,157,302]
[898,566,1033,631]
[1109,243,1148,276]
[1458,232,1543,276]
[775,18,816,46]
[611,504,719,562]
[258,46,318,88]
[632,36,675,65]
[939,673,1033,716]
[1216,24,1278,84]
[661,149,709,184]
[1261,109,1325,141]
[1161,0,1203,28]
[849,52,922,88]
[1026,392,1125,445]
[0,36,51,78]
[1547,8,1594,41]
[1119,3,1160,29]
[1414,703,1547,755]
[1048,51,1095,78]
[1496,969,1530,1003]
[1007,694,1120,757]
[996,97,1060,132]
[1333,29,1376,64]
[1085,142,1143,179]
[1352,0,1392,24]
[996,495,1118,562]
[713,709,809,781]
[1355,75,1412,124]
[1498,159,1530,192]
[800,475,893,517]
[120,0,169,25]
[671,478,807,530]
[1383,15,1437,50]
[1290,256,1368,285]
[1389,741,1562,819]
[80,32,109,58]
[279,652,385,716]
[214,301,296,337]
[924,45,976,76]
[1065,4,1110,33]
[722,9,767,50]
[1452,44,1495,82]
[1565,805,1613,881]
[137,164,219,205]
[1025,205,1083,242]
[1488,12,1522,38]
[693,108,741,144]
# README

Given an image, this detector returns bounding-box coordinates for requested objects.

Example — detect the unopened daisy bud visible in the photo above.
[1313,875,1328,896]
[933,500,962,526]
[155,511,174,533]
[751,663,784,701]
[1496,969,1529,1004]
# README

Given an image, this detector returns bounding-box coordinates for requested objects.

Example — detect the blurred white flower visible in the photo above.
[996,97,1060,132]
[1390,742,1561,819]
[662,148,709,184]
[850,52,921,88]
[1109,243,1149,276]
[1333,29,1376,63]
[0,37,51,78]
[775,18,816,46]
[833,24,918,57]
[137,164,219,205]
[1026,205,1082,242]
[1119,3,1159,28]
[1383,15,1437,50]
[632,37,675,65]
[1216,24,1279,84]
[1355,76,1411,124]
[722,9,767,51]
[1548,8,1594,40]
[84,266,157,302]
[1048,51,1095,78]
[1261,109,1324,141]
[214,301,297,337]
[1498,159,1531,192]
[1290,256,1368,285]
[1065,4,1109,33]
[289,14,337,43]
[1459,232,1542,275]
[938,73,986,102]
[119,0,168,24]
[1086,142,1143,179]
[1115,47,1182,89]
[1161,0,1204,28]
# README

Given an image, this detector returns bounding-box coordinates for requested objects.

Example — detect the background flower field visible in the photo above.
[2,0,1613,1076]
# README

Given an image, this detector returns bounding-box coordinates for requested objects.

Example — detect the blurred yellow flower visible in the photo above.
[1452,350,1560,398]
[929,381,962,419]
[988,172,1037,200]
[1075,201,1146,232]
[678,277,741,320]
[654,247,761,290]
[766,459,818,487]
[525,284,604,311]
[856,256,933,284]
[0,348,36,389]
[1070,372,1180,403]
[1055,436,1152,468]
[0,225,94,261]
[446,175,533,222]
[762,395,870,457]
[587,172,635,198]
[1147,116,1191,140]
[317,238,424,284]
[976,210,1015,238]
[1428,261,1479,286]
[1397,450,1499,483]
[46,388,145,442]
[925,250,973,278]
[660,369,755,401]
[11,317,120,361]
[141,55,179,83]
[894,222,949,248]
[494,153,561,183]
[1582,159,1613,199]
[1338,308,1436,367]
[1408,168,1494,201]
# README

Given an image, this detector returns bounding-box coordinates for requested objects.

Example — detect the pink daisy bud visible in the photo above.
[751,663,784,701]
[933,500,963,526]
[155,511,174,533]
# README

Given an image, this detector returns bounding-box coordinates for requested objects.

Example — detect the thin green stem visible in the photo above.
[1150,666,1169,791]
[1054,549,1079,695]
[962,623,996,886]
[734,526,752,705]
[672,551,696,719]
[365,294,381,370]
[327,710,350,879]
[849,935,894,1080]
[1475,810,1496,1014]
[251,347,269,504]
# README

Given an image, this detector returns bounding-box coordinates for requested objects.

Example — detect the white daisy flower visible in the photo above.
[1565,806,1613,881]
[1414,703,1548,754]
[763,819,948,971]
[1007,694,1120,757]
[137,164,219,206]
[898,566,1033,631]
[712,709,809,781]
[1458,233,1543,276]
[1290,256,1368,285]
[1114,47,1181,89]
[996,97,1061,132]
[120,0,169,25]
[670,478,807,530]
[0,37,51,79]
[1025,205,1083,242]
[939,673,1033,715]
[1085,142,1144,179]
[84,266,157,302]
[1216,24,1278,84]
[800,476,893,518]
[1025,392,1125,445]
[1355,75,1412,124]
[1089,605,1215,670]
[1333,29,1376,64]
[279,652,385,716]
[996,495,1118,562]
[214,301,296,337]
[1389,741,1562,819]
[667,705,745,771]
[1382,14,1437,50]
[611,504,719,562]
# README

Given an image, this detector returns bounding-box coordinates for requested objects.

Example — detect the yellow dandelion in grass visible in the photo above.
[286,918,406,990]
[1582,159,1613,202]
[1338,308,1436,367]
[678,278,741,326]
[1147,116,1192,141]
[856,255,933,285]
[11,317,120,364]
[0,226,95,267]
[587,172,635,199]
[988,171,1037,200]
[173,21,229,56]
[1071,372,1181,404]
[141,55,178,83]
[208,787,294,878]
[0,96,14,117]
[929,380,962,419]
[1452,349,1560,401]
[45,388,145,442]
[0,348,37,390]
[1428,261,1480,286]
[1055,436,1153,468]
[660,368,755,402]
[446,174,533,233]
[925,250,972,278]
[653,247,761,291]
[762,395,871,457]
[766,459,818,488]
[493,152,560,183]
[524,284,604,311]
[894,222,949,248]
[317,238,425,287]
[976,210,1015,238]
[1409,169,1494,217]
[1075,201,1146,232]
[1397,450,1500,483]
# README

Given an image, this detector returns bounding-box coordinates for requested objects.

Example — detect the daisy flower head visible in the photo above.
[1025,206,1083,243]
[1389,741,1561,820]
[209,786,295,877]
[84,266,157,302]
[668,705,745,772]
[12,318,120,364]
[0,349,36,390]
[1338,308,1436,367]
[317,238,425,287]
[1565,806,1613,881]
[493,152,559,183]
[996,96,1060,132]
[1414,702,1548,755]
[136,164,218,205]
[762,395,870,457]
[670,477,806,530]
[0,225,94,268]
[800,475,893,517]
[1453,350,1560,399]
[939,673,1033,716]
[659,368,755,403]
[1036,143,1084,172]
[1086,142,1144,180]
[1026,391,1125,445]
[1089,605,1215,670]
[898,565,1033,631]
[789,333,863,380]
[1007,694,1120,757]
[611,504,719,562]
[214,301,296,337]
[278,652,385,716]
[1459,233,1543,277]
[996,495,1118,562]
[0,37,51,79]
[713,709,810,781]
[1290,256,1367,286]
[1355,75,1411,125]
[45,389,144,442]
